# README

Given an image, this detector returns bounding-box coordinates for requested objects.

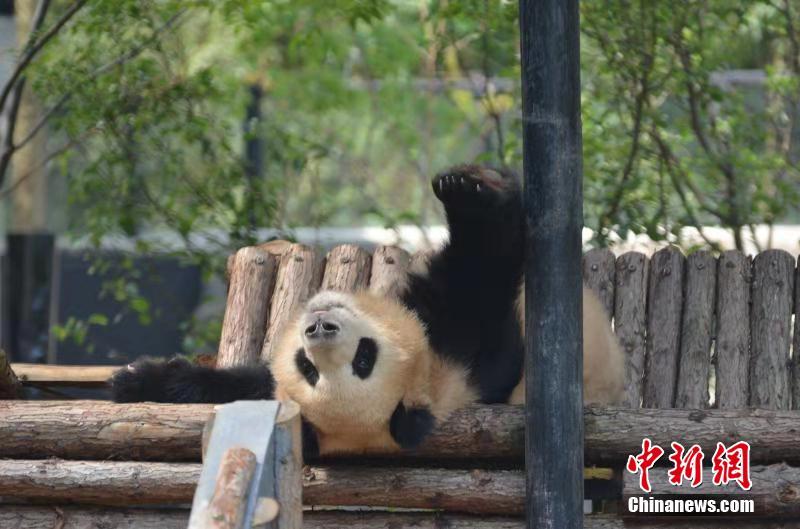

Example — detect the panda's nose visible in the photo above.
[304,318,340,338]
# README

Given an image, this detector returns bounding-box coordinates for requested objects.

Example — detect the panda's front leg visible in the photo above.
[432,163,523,261]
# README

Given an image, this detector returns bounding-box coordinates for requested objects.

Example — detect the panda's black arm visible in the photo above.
[111,357,275,404]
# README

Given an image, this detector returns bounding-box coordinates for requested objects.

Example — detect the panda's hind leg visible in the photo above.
[431,163,522,257]
[404,164,524,404]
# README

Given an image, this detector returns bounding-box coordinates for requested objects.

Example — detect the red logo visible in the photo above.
[711,441,752,491]
[667,442,704,488]
[626,438,664,493]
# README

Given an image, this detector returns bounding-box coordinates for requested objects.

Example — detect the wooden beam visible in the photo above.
[369,245,410,299]
[261,243,324,362]
[0,400,212,461]
[614,251,649,409]
[0,459,200,506]
[0,506,189,529]
[0,459,794,518]
[303,466,523,515]
[624,463,800,518]
[674,250,715,409]
[218,246,278,368]
[0,508,796,529]
[715,250,751,408]
[643,246,685,408]
[10,363,115,387]
[749,250,795,409]
[2,401,800,465]
[0,349,19,398]
[321,244,371,291]
[0,459,520,514]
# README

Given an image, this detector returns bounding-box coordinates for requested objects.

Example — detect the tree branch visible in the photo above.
[0,130,93,199]
[0,9,187,190]
[593,0,658,239]
[0,0,87,117]
[648,128,727,221]
[0,80,26,188]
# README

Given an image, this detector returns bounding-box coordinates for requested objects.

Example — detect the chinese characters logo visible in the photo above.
[626,438,751,492]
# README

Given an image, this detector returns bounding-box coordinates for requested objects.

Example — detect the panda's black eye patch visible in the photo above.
[295,348,319,387]
[352,338,378,379]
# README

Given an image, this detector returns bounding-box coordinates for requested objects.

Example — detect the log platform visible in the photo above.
[1,243,799,527]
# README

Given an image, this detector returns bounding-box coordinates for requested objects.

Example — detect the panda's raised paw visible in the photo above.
[432,164,515,210]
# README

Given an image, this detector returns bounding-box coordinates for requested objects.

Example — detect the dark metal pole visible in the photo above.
[519,1,584,528]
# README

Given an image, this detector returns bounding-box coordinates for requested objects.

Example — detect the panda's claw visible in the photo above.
[432,164,515,211]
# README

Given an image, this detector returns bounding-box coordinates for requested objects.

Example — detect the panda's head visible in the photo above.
[271,290,434,454]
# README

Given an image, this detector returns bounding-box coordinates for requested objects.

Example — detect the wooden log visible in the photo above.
[320,245,371,291]
[9,363,115,387]
[0,400,213,461]
[674,251,716,409]
[4,458,796,519]
[582,405,800,465]
[307,512,526,529]
[226,241,292,281]
[715,250,752,408]
[0,349,20,398]
[794,257,800,411]
[643,246,685,408]
[261,244,324,361]
[749,250,795,409]
[369,245,411,299]
[275,401,303,529]
[218,246,278,368]
[625,463,800,518]
[258,239,294,256]
[614,252,648,408]
[0,509,794,529]
[307,512,794,529]
[313,513,798,529]
[304,466,523,515]
[0,506,189,529]
[205,447,257,529]
[0,459,519,514]
[0,460,200,506]
[409,248,434,274]
[583,248,615,318]
[3,401,800,465]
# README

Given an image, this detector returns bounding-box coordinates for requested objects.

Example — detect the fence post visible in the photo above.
[518,0,584,528]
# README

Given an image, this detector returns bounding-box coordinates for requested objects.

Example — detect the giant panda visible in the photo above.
[112,164,624,455]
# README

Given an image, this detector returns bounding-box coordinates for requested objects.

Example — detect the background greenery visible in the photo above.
[2,0,799,353]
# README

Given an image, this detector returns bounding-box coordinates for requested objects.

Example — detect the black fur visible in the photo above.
[301,417,321,459]
[111,357,274,404]
[389,402,436,449]
[295,348,319,386]
[351,337,378,379]
[401,164,524,403]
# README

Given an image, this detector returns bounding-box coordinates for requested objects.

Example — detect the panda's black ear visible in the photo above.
[389,402,435,450]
